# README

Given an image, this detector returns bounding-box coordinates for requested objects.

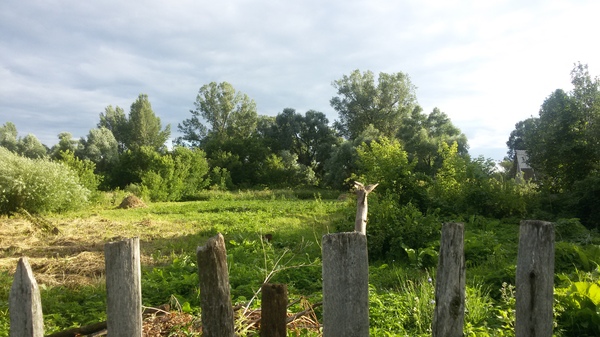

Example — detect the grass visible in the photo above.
[1,190,599,336]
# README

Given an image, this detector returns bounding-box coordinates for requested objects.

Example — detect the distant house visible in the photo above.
[514,149,535,182]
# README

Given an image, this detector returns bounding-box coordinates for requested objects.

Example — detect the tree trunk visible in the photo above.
[354,181,378,234]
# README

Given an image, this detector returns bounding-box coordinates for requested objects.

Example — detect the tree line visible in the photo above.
[2,66,598,231]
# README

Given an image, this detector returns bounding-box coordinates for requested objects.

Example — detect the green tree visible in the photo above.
[267,108,338,182]
[17,134,47,159]
[128,94,171,151]
[398,107,468,176]
[0,122,18,152]
[330,69,417,140]
[50,132,78,159]
[76,127,119,173]
[178,82,257,145]
[98,105,129,152]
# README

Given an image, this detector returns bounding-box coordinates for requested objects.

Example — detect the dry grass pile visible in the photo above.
[117,195,147,209]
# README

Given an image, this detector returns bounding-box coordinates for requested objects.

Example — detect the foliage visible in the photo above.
[55,150,101,199]
[177,81,257,146]
[0,147,89,214]
[128,94,171,151]
[76,127,119,173]
[133,146,210,202]
[17,133,48,159]
[330,69,417,140]
[555,270,600,336]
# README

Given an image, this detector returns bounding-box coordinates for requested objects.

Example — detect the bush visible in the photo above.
[366,195,441,263]
[0,147,89,214]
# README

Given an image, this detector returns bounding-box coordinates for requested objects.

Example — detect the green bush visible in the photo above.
[366,195,441,263]
[0,147,90,214]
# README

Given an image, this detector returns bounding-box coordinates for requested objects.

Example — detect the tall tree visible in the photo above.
[50,132,78,159]
[330,70,417,140]
[268,108,338,179]
[128,94,171,151]
[178,82,257,146]
[0,122,18,152]
[17,134,47,159]
[513,63,600,192]
[398,107,468,176]
[76,127,119,172]
[98,105,129,152]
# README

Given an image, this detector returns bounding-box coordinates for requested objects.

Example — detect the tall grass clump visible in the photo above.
[0,147,90,214]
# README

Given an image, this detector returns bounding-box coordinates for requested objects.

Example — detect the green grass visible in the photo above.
[1,190,600,336]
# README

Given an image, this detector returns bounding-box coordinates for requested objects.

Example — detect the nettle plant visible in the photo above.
[0,147,89,214]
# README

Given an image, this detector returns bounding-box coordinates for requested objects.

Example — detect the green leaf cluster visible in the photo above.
[0,147,89,214]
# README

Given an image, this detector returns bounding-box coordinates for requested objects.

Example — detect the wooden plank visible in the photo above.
[105,237,142,337]
[196,233,235,337]
[322,232,369,337]
[516,220,554,337]
[260,283,287,337]
[9,257,44,337]
[432,222,465,337]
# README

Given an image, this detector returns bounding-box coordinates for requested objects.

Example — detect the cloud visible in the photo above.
[1,0,600,161]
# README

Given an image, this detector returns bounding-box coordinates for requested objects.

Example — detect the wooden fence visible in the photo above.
[7,220,554,337]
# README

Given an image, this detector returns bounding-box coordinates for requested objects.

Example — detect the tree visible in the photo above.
[50,132,78,159]
[76,127,119,172]
[0,122,18,152]
[128,94,171,151]
[398,107,468,176]
[267,108,338,181]
[17,134,47,159]
[330,70,417,140]
[98,105,129,152]
[178,82,257,145]
[506,118,537,161]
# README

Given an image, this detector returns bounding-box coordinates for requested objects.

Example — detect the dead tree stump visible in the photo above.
[354,181,378,235]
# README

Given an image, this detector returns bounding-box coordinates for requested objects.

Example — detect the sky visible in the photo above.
[1,0,599,161]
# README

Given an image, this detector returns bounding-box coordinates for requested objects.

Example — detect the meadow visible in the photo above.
[1,190,599,336]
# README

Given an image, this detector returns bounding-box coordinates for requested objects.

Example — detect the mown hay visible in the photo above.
[117,195,147,209]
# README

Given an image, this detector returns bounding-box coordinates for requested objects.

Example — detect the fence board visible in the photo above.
[516,220,554,337]
[261,283,287,337]
[322,232,369,337]
[105,237,142,337]
[432,222,465,337]
[9,257,44,337]
[197,233,235,337]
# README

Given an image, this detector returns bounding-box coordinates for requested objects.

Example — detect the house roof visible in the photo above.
[515,150,531,170]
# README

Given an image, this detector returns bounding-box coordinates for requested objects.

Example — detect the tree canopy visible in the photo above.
[330,70,417,140]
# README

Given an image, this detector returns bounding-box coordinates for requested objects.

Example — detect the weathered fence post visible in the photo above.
[354,181,378,235]
[516,220,554,337]
[9,257,44,337]
[322,232,369,337]
[105,237,142,337]
[260,283,288,337]
[196,233,235,337]
[432,222,465,337]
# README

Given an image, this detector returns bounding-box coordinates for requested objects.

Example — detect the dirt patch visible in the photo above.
[117,195,147,209]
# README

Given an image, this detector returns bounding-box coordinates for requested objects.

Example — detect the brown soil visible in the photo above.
[117,195,147,209]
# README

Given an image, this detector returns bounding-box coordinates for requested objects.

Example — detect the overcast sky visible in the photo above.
[1,0,599,161]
